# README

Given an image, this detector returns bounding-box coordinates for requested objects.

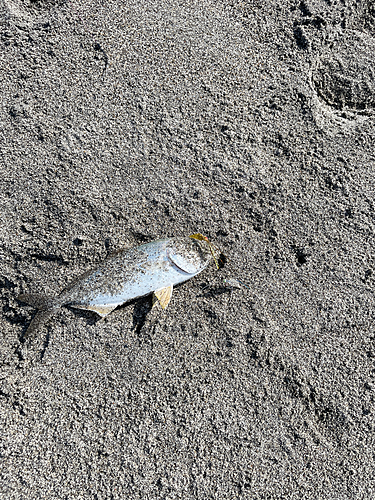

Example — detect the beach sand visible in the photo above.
[0,0,374,498]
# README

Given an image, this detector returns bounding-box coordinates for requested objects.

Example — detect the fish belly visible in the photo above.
[87,263,193,308]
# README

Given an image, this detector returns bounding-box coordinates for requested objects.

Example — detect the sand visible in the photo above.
[0,0,374,498]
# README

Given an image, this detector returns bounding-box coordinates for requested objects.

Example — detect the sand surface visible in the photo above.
[0,0,375,498]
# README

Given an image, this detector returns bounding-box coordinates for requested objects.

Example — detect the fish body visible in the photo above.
[58,237,211,312]
[18,235,216,336]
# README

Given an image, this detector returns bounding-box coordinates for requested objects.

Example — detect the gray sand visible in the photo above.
[1,0,375,498]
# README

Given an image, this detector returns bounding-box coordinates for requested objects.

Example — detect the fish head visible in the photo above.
[189,233,221,270]
[166,236,214,274]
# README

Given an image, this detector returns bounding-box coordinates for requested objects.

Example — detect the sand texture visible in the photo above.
[1,0,375,498]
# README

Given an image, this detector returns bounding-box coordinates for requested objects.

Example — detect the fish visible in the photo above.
[18,234,219,337]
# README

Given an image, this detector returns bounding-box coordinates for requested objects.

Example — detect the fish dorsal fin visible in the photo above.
[72,303,119,318]
[153,284,173,309]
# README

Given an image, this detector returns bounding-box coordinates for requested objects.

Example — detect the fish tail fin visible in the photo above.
[17,293,55,310]
[23,309,55,339]
[17,293,58,338]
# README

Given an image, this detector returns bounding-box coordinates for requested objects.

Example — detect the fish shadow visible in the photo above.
[66,306,101,327]
[67,297,153,336]
[130,297,154,336]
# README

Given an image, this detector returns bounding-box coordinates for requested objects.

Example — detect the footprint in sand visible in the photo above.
[311,30,375,117]
[3,0,65,23]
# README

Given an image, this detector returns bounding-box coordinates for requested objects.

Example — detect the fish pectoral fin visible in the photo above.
[72,303,119,318]
[153,284,173,310]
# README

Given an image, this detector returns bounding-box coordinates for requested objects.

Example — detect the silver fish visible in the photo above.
[18,234,219,336]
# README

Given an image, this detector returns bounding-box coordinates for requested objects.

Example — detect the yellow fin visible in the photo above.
[154,284,173,309]
[189,233,206,241]
[71,303,119,318]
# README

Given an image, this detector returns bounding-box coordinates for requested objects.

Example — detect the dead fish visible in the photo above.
[18,234,219,337]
